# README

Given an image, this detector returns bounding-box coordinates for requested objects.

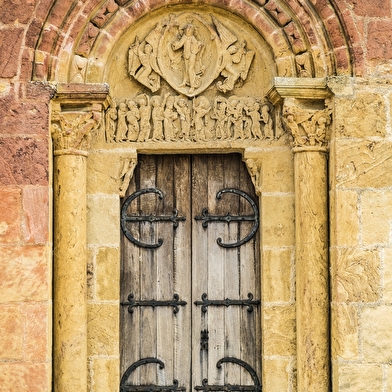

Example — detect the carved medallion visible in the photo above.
[127,13,254,97]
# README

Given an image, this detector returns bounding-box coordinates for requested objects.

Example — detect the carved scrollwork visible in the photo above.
[282,98,332,148]
[104,94,277,143]
[127,13,254,97]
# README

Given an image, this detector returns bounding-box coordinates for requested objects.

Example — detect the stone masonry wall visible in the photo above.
[1,1,392,391]
[330,78,392,391]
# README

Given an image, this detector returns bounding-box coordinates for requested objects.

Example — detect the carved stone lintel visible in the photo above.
[104,93,277,144]
[282,97,332,149]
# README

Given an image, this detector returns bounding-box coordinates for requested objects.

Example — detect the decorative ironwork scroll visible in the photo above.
[194,293,259,313]
[121,358,186,392]
[121,293,187,314]
[121,188,186,248]
[194,188,259,248]
[195,357,261,392]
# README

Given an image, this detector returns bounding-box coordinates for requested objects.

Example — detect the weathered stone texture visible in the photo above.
[262,248,293,303]
[335,139,392,189]
[361,191,392,246]
[335,93,387,139]
[334,363,383,392]
[331,247,381,303]
[261,194,295,247]
[367,20,392,60]
[0,363,50,392]
[0,245,49,302]
[0,187,22,243]
[0,138,49,186]
[87,303,119,356]
[89,357,120,392]
[0,27,24,78]
[22,186,50,244]
[87,196,120,245]
[96,247,119,301]
[263,305,296,356]
[331,303,359,360]
[362,306,392,362]
[330,190,359,247]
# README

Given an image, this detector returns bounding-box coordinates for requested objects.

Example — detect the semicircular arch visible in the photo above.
[32,0,355,83]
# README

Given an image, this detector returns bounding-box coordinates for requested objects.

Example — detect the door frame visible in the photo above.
[51,79,331,391]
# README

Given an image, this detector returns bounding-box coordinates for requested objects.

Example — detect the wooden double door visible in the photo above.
[120,154,261,392]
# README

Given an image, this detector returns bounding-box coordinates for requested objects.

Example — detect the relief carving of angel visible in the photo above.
[217,41,254,93]
[128,36,161,92]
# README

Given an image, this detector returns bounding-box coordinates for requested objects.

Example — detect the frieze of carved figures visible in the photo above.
[128,13,254,97]
[51,110,101,152]
[282,98,332,148]
[104,94,276,143]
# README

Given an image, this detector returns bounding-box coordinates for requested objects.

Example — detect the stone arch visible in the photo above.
[33,0,357,82]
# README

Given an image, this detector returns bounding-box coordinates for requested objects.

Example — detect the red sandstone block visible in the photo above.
[36,26,59,54]
[0,187,22,244]
[368,20,392,60]
[22,186,49,244]
[0,97,49,135]
[0,363,50,392]
[18,48,34,82]
[341,9,364,47]
[0,245,49,302]
[0,27,25,78]
[24,82,55,102]
[0,305,24,360]
[325,15,346,48]
[24,303,49,361]
[45,0,73,29]
[335,46,351,75]
[25,19,44,49]
[0,0,36,24]
[36,0,56,21]
[350,44,365,77]
[312,0,335,20]
[348,0,391,17]
[0,137,49,186]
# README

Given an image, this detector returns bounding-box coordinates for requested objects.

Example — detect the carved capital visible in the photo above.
[51,83,109,156]
[51,110,101,156]
[282,98,332,150]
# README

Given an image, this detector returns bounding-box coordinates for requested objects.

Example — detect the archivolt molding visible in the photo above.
[33,0,354,83]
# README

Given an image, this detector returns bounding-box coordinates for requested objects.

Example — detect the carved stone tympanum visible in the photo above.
[128,13,254,97]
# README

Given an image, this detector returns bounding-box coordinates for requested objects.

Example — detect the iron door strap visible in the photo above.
[121,293,187,314]
[121,358,186,392]
[194,188,259,248]
[194,357,261,392]
[121,188,186,248]
[194,293,260,313]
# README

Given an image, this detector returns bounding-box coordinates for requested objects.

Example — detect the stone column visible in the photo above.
[268,78,332,392]
[51,84,108,392]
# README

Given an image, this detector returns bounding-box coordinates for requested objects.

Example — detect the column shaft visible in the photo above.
[53,154,88,392]
[295,150,329,391]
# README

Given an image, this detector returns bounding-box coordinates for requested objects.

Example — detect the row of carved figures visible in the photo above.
[105,94,276,143]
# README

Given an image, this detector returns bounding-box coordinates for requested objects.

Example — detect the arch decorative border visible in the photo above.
[33,0,357,83]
